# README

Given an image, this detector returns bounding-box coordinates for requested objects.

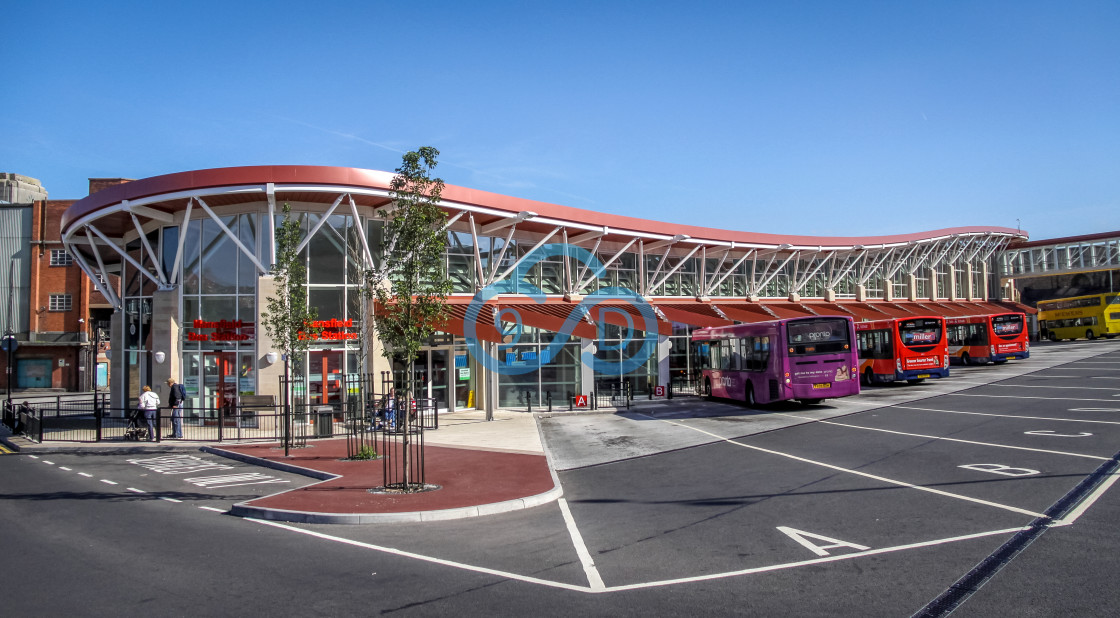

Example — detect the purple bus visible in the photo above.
[692,316,861,406]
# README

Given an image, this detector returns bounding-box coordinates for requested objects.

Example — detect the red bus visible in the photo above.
[692,316,860,406]
[946,312,1029,365]
[855,316,949,385]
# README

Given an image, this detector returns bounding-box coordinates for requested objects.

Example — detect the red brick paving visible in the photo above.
[218,439,555,514]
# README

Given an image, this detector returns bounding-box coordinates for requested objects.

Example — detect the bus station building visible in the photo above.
[59,165,1034,414]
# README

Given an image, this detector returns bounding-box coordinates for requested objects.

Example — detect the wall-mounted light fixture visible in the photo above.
[153,351,166,364]
[265,351,279,365]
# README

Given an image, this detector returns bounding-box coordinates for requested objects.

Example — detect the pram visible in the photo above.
[124,408,150,441]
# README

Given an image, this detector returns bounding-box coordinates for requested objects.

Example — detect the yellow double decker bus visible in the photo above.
[1038,293,1120,341]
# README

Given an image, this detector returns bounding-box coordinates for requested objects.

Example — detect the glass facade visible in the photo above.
[99,184,1016,415]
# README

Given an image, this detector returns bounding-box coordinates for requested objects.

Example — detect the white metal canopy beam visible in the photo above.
[195,197,267,275]
[88,224,161,288]
[480,211,536,235]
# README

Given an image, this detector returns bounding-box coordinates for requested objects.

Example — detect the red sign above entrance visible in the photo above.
[188,319,252,342]
[298,318,358,342]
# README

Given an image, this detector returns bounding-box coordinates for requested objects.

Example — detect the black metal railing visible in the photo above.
[670,376,702,397]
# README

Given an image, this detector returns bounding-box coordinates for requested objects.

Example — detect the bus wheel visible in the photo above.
[799,398,823,405]
[1048,332,1058,342]
[906,378,925,385]
[745,384,756,408]
[1086,329,1096,340]
[703,379,712,398]
[961,353,972,365]
[861,368,874,386]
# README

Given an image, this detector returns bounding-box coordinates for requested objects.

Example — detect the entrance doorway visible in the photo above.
[308,350,344,408]
[393,348,451,412]
[203,351,236,414]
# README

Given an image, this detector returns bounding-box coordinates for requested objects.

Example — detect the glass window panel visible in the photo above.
[182,219,201,295]
[448,254,475,293]
[161,226,179,282]
[201,217,238,294]
[239,296,256,345]
[238,213,257,294]
[308,213,346,284]
[309,287,345,320]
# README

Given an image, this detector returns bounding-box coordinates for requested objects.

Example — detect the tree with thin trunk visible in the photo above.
[367,146,451,489]
[261,203,320,456]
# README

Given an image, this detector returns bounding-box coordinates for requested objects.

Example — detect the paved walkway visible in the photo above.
[1,408,564,525]
[211,409,558,523]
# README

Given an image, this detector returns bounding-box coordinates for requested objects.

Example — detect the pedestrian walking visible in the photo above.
[166,377,186,439]
[138,385,160,441]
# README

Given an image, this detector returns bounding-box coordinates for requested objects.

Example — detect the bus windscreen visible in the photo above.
[787,318,850,355]
[992,314,1024,337]
[899,318,942,347]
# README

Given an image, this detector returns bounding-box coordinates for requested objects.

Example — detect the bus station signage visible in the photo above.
[187,319,252,342]
[298,318,358,342]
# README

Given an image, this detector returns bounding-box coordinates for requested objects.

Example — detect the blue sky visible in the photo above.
[4,1,1117,240]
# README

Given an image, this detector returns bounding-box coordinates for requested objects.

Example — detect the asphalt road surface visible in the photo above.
[2,339,1119,616]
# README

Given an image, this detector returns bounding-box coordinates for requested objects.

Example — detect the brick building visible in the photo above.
[0,178,123,392]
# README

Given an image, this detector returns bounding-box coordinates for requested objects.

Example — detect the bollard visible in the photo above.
[547,391,553,412]
[591,390,596,411]
[526,390,532,413]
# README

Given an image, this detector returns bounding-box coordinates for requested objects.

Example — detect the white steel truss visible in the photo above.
[62,180,1026,312]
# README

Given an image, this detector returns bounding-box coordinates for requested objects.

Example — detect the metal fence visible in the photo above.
[1,395,441,445]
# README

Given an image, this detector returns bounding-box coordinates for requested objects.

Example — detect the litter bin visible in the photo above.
[314,406,334,437]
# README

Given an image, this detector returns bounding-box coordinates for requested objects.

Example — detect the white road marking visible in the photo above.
[183,472,290,488]
[960,464,1039,477]
[247,518,595,593]
[603,527,1032,592]
[42,460,54,465]
[1039,366,1120,372]
[950,393,1120,403]
[58,466,71,471]
[1035,375,1120,380]
[28,455,38,459]
[1069,408,1120,412]
[198,506,225,513]
[1024,431,1093,437]
[1054,469,1120,525]
[948,381,1120,391]
[160,497,182,503]
[647,416,1047,518]
[77,472,93,477]
[801,417,1107,461]
[895,405,1120,426]
[776,526,870,557]
[126,488,145,493]
[558,498,606,590]
[100,479,118,485]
